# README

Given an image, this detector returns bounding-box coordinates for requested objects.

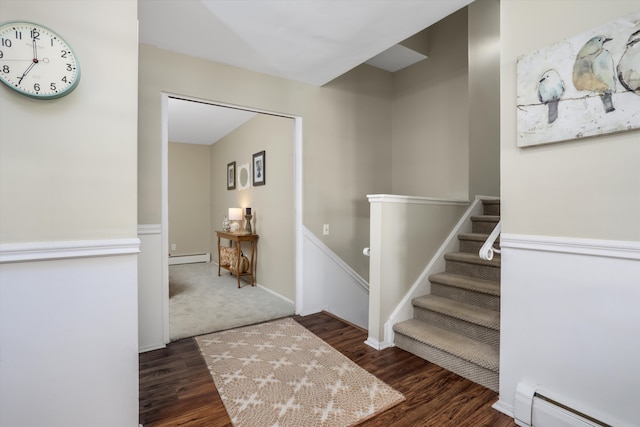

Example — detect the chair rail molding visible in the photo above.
[367,194,469,206]
[0,238,140,263]
[500,234,640,260]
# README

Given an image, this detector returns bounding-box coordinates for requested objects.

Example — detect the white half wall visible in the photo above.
[0,241,140,427]
[138,224,166,352]
[496,234,640,427]
[366,194,470,349]
[301,226,369,329]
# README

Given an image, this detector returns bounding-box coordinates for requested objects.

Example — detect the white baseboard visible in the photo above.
[138,343,166,353]
[493,399,515,418]
[364,336,394,350]
[257,283,295,305]
[168,253,210,265]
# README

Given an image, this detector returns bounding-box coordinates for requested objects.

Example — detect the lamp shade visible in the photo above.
[228,208,243,221]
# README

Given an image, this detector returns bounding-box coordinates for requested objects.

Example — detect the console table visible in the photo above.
[216,231,259,288]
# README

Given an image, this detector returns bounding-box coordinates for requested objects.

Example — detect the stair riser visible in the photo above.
[446,260,501,282]
[482,203,500,216]
[459,239,484,254]
[459,240,501,255]
[472,220,499,234]
[413,307,500,347]
[395,333,498,392]
[431,282,500,311]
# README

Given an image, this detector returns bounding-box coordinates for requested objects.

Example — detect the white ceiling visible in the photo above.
[168,98,256,145]
[138,0,473,144]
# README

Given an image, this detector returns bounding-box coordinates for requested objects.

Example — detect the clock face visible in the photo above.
[0,21,80,99]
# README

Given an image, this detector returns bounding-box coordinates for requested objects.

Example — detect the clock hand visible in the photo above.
[18,37,40,84]
[18,60,37,84]
[32,35,38,61]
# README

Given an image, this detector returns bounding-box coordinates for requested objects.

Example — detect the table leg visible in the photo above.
[236,242,241,288]
[250,240,256,286]
[217,235,221,276]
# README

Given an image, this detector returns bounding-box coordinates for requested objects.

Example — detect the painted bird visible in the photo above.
[573,35,616,113]
[537,69,565,124]
[617,28,640,94]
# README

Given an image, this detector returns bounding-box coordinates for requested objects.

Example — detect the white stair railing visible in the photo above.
[479,220,501,261]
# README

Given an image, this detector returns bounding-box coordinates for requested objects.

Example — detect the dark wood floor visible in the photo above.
[139,312,516,427]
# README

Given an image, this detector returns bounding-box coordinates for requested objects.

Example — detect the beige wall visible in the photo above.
[1,0,138,243]
[168,142,211,256]
[391,8,470,200]
[469,0,500,198]
[138,44,392,280]
[211,114,295,299]
[501,0,640,241]
[306,66,393,280]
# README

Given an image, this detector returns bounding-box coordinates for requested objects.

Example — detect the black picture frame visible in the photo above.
[252,151,266,186]
[227,161,236,190]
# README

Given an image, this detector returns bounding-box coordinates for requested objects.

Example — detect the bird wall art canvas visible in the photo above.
[516,11,640,147]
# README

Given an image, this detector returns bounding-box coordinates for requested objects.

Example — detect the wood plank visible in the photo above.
[139,312,516,426]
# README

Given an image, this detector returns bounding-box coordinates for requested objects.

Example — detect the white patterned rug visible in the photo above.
[195,318,404,427]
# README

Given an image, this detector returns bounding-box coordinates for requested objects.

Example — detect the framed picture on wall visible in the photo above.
[227,161,236,190]
[252,151,265,186]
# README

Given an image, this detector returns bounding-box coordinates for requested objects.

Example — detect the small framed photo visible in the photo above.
[252,151,265,186]
[227,161,236,190]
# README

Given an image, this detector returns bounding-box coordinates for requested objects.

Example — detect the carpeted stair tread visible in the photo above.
[393,319,499,372]
[429,272,500,296]
[412,295,500,330]
[445,251,501,267]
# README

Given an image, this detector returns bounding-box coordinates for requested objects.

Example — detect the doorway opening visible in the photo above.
[160,93,303,343]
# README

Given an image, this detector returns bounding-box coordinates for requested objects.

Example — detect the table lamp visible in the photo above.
[228,208,243,232]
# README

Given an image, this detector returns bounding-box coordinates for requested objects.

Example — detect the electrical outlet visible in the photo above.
[323,224,329,235]
[171,243,176,251]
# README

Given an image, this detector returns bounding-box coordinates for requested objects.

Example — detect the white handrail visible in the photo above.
[479,220,501,261]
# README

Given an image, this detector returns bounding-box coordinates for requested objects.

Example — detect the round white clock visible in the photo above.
[0,21,80,99]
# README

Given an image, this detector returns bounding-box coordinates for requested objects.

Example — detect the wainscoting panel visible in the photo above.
[0,241,139,427]
[302,226,369,329]
[496,234,640,427]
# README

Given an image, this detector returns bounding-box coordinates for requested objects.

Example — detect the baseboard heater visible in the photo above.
[168,252,210,265]
[514,382,611,427]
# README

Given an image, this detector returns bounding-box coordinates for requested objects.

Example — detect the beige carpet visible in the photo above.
[196,318,404,427]
[170,263,294,341]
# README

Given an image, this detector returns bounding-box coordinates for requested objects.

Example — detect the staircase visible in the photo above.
[393,199,501,392]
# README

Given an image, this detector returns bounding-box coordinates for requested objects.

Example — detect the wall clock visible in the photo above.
[0,21,80,99]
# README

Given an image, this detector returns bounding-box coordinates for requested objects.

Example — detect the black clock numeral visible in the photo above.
[50,82,57,91]
[1,38,12,48]
[1,65,9,74]
[61,76,67,83]
[30,29,40,40]
[15,31,22,40]
[61,50,69,58]
[0,50,4,59]
[34,83,40,92]
[66,63,74,71]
